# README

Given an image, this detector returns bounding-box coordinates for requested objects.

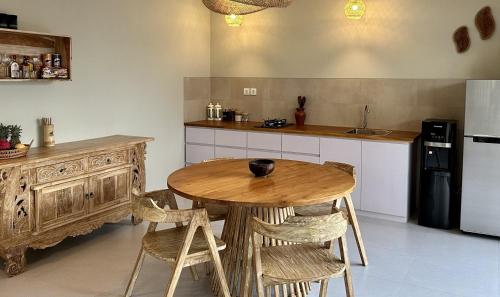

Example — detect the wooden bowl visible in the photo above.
[249,159,275,177]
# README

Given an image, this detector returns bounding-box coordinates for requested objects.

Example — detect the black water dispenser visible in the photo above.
[418,119,458,229]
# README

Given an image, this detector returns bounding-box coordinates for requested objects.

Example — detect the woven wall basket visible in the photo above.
[202,0,267,15]
[230,0,293,8]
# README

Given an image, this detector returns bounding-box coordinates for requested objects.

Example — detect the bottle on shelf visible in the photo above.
[9,55,20,79]
[22,56,34,79]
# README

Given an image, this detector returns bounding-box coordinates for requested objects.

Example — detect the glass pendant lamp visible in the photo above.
[225,14,244,26]
[345,0,366,20]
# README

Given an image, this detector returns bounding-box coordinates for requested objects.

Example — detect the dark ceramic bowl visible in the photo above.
[249,159,275,177]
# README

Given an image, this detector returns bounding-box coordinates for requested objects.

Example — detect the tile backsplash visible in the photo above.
[184,77,466,132]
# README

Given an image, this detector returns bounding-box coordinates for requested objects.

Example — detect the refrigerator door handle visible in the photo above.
[472,136,500,144]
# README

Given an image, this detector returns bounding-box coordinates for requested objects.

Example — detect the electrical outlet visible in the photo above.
[250,88,257,96]
[243,88,251,96]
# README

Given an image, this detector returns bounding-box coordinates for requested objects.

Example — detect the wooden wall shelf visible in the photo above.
[0,28,72,81]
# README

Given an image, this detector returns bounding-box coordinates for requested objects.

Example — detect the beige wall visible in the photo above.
[211,0,500,79]
[185,77,465,132]
[0,0,211,190]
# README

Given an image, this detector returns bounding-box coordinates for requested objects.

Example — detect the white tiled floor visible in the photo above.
[0,216,498,297]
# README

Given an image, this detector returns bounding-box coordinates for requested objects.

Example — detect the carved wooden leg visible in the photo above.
[131,215,143,225]
[4,246,27,277]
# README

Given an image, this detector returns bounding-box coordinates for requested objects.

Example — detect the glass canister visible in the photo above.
[207,103,215,120]
[214,103,223,121]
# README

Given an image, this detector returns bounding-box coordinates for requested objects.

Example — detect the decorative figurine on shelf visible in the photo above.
[42,117,55,147]
[295,96,307,126]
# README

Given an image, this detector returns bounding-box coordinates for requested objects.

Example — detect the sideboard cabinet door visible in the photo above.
[36,178,89,233]
[88,168,131,213]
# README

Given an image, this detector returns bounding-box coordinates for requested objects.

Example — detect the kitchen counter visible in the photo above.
[185,120,420,143]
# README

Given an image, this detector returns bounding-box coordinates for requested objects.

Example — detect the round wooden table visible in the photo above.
[167,159,355,297]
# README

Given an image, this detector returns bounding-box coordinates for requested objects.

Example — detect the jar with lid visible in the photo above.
[214,103,223,121]
[207,102,215,120]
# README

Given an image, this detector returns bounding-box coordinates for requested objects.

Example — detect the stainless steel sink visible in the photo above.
[345,128,392,136]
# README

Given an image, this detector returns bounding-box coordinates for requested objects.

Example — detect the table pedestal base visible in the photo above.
[211,206,311,297]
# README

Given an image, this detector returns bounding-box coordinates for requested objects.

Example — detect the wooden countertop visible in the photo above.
[185,120,420,143]
[0,135,154,168]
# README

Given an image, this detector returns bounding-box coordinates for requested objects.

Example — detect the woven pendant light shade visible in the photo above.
[229,0,293,8]
[202,0,266,15]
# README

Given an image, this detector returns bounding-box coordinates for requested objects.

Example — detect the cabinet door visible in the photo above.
[320,138,362,209]
[186,127,214,145]
[215,130,247,148]
[215,146,247,159]
[247,149,281,159]
[282,135,320,155]
[186,144,215,164]
[361,141,410,218]
[36,178,88,233]
[282,152,320,164]
[248,132,282,151]
[89,168,131,213]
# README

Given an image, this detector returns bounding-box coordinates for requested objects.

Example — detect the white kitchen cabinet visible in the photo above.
[215,146,247,159]
[282,135,320,155]
[247,149,281,160]
[185,125,414,222]
[361,140,410,219]
[320,137,363,209]
[186,127,214,145]
[215,130,247,148]
[186,144,214,164]
[282,152,320,164]
[247,132,282,151]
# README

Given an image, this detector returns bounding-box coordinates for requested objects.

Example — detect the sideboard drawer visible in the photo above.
[37,158,87,183]
[89,150,128,171]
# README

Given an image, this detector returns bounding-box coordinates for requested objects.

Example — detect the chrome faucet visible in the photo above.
[362,105,370,129]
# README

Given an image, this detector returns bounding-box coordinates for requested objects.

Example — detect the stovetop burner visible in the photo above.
[257,119,292,129]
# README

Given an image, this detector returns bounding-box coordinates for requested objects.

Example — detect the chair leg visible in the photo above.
[125,248,147,297]
[319,279,329,297]
[201,224,231,297]
[205,262,211,276]
[339,235,354,297]
[164,260,186,297]
[164,222,198,297]
[344,194,368,266]
[189,266,199,281]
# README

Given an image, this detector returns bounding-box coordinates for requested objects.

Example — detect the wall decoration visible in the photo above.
[453,26,471,54]
[475,6,496,40]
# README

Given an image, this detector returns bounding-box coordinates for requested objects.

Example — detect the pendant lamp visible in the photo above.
[345,0,366,20]
[229,0,293,8]
[202,0,266,15]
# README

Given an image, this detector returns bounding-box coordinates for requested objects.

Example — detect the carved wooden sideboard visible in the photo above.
[0,135,153,276]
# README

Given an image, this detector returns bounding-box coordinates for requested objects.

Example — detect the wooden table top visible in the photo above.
[167,159,355,208]
[185,120,420,143]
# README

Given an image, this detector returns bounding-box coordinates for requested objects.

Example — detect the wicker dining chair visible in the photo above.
[293,161,368,266]
[190,158,232,222]
[124,189,231,297]
[249,213,354,297]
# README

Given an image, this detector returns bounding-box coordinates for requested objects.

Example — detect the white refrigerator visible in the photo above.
[461,80,500,237]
